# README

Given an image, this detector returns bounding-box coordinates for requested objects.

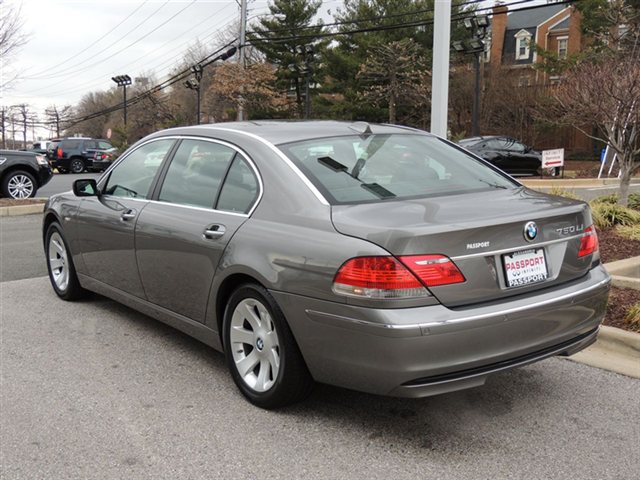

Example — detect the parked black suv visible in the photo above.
[0,150,53,198]
[47,137,115,173]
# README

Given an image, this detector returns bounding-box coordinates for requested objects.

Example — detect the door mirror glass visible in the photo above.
[73,179,99,197]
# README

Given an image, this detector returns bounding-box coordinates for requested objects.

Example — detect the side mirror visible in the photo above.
[73,179,99,197]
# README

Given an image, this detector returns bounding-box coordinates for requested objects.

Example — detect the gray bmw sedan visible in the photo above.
[43,121,610,409]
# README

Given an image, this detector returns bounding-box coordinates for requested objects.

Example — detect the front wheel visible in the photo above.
[2,170,37,198]
[45,222,86,300]
[223,284,314,409]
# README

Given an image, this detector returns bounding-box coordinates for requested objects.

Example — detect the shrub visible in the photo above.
[616,224,640,241]
[625,303,640,331]
[591,193,618,204]
[589,202,640,229]
[548,187,580,200]
[628,193,640,210]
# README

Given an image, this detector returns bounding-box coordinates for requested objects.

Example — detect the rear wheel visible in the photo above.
[45,222,86,300]
[1,170,36,198]
[223,284,314,409]
[70,158,85,174]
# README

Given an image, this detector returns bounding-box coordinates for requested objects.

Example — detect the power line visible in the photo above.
[24,0,151,79]
[25,0,171,81]
[246,0,579,45]
[23,6,241,100]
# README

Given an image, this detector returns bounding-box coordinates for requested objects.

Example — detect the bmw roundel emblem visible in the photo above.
[524,221,538,242]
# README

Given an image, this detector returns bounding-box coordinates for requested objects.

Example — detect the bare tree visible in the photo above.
[207,61,290,120]
[0,0,28,89]
[356,39,427,124]
[545,54,639,206]
[45,105,73,138]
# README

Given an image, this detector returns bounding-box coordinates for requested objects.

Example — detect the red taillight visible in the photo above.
[56,147,63,158]
[578,225,599,257]
[333,256,428,299]
[399,254,466,287]
[333,254,465,299]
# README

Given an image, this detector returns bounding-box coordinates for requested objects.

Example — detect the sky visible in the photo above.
[1,0,547,141]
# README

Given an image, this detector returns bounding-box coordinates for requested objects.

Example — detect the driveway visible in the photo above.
[1,215,638,479]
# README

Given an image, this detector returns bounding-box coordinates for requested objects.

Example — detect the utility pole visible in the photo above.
[19,104,28,148]
[237,0,248,121]
[1,107,6,149]
[430,0,452,138]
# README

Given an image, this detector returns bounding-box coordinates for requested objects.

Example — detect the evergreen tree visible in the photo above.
[249,0,325,116]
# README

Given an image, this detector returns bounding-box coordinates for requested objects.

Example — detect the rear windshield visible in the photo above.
[278,134,516,205]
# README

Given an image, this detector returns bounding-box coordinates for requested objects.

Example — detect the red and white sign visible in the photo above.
[503,249,548,288]
[542,148,564,168]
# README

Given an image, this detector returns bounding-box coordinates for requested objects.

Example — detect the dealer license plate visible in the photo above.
[503,249,548,288]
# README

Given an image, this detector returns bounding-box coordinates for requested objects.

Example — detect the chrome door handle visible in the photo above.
[203,225,226,239]
[121,209,137,221]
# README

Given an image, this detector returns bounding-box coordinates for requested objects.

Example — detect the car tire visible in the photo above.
[70,158,85,174]
[223,284,314,409]
[1,170,37,199]
[45,222,86,301]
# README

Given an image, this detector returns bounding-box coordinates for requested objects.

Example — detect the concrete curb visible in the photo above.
[568,326,640,379]
[0,201,45,217]
[604,256,640,290]
[520,177,640,188]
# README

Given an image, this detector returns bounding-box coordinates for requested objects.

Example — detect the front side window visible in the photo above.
[159,139,235,209]
[279,134,516,205]
[103,139,173,199]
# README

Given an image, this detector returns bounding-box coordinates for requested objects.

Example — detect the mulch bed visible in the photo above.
[597,226,640,332]
[604,287,640,332]
[597,227,640,263]
[0,198,46,207]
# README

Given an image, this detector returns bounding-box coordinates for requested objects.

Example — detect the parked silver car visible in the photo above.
[43,121,610,409]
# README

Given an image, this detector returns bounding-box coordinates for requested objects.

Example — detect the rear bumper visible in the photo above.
[87,160,111,171]
[271,264,610,397]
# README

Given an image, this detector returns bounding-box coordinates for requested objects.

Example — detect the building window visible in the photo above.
[557,37,568,59]
[514,30,532,60]
[518,76,531,87]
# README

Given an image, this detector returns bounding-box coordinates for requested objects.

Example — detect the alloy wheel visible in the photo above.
[48,231,69,291]
[229,298,281,392]
[7,174,34,198]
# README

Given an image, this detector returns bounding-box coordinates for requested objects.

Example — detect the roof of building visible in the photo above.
[507,3,567,30]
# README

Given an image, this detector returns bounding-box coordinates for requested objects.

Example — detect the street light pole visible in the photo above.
[185,47,237,125]
[473,51,481,137]
[111,75,132,127]
[452,15,490,137]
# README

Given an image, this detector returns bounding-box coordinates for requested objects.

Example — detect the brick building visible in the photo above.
[487,2,593,153]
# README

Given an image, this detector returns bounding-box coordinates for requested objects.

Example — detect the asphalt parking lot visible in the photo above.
[1,214,639,479]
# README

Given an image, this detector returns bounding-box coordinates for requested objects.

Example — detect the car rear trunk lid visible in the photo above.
[331,188,595,307]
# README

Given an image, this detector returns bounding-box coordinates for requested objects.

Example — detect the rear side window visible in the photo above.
[159,139,235,209]
[103,139,173,199]
[62,140,81,150]
[216,157,259,214]
[279,134,516,205]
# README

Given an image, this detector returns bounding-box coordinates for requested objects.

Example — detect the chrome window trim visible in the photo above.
[201,126,330,206]
[98,135,264,216]
[451,233,584,261]
[146,199,249,218]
